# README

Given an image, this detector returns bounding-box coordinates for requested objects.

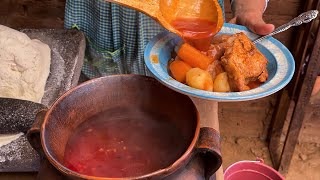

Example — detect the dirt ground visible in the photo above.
[218,90,320,180]
[221,136,320,180]
[286,143,320,180]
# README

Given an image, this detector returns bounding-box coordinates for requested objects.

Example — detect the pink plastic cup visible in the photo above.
[224,159,285,180]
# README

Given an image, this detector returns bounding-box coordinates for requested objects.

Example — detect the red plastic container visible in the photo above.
[224,159,285,180]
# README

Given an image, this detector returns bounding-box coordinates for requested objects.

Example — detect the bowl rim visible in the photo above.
[144,23,295,102]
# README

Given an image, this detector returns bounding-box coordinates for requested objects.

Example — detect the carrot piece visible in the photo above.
[169,60,192,83]
[177,43,213,70]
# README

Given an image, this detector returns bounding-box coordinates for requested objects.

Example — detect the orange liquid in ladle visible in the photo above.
[106,0,224,50]
[171,18,217,51]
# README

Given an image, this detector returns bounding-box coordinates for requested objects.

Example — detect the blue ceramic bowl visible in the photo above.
[144,23,295,101]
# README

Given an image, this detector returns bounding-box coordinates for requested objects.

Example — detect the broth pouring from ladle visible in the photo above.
[106,0,224,50]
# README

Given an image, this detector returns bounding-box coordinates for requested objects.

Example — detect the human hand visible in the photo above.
[229,0,275,35]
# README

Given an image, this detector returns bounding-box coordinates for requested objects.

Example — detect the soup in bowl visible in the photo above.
[144,23,295,101]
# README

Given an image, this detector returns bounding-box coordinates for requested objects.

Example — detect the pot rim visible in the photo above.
[41,74,201,180]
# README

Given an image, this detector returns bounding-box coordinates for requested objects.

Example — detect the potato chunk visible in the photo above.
[186,68,213,91]
[213,72,231,92]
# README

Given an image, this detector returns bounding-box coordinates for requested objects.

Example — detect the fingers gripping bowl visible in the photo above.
[144,23,295,101]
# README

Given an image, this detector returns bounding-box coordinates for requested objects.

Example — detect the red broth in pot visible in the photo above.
[63,107,188,178]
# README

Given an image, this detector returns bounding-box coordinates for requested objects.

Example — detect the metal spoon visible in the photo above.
[253,10,319,44]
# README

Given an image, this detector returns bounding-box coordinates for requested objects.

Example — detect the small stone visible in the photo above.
[235,138,248,146]
[235,138,242,144]
[299,153,308,161]
[221,136,227,141]
[250,148,263,157]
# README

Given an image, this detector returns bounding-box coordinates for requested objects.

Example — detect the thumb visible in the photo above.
[244,16,275,35]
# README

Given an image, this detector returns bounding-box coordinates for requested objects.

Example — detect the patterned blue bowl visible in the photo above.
[144,23,295,101]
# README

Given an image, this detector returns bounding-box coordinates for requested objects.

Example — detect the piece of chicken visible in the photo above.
[205,34,232,80]
[221,32,268,91]
[212,34,232,44]
[208,34,232,61]
[206,58,224,80]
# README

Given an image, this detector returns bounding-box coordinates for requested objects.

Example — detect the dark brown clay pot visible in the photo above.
[27,75,222,180]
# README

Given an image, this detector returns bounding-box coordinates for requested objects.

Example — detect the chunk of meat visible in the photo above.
[205,35,231,80]
[221,32,268,91]
[207,34,232,61]
[207,43,226,61]
[206,59,224,80]
[212,34,232,44]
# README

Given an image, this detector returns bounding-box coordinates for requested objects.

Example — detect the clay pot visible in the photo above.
[27,75,222,180]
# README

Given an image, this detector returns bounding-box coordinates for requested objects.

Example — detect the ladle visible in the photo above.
[106,0,224,38]
[253,10,319,44]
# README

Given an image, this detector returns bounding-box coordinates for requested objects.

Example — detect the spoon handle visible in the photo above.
[253,10,319,44]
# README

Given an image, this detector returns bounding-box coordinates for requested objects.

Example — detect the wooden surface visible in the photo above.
[0,0,65,28]
[268,90,294,168]
[299,96,320,143]
[0,173,36,180]
[280,23,320,176]
[268,0,320,175]
[220,95,277,139]
[190,98,223,180]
